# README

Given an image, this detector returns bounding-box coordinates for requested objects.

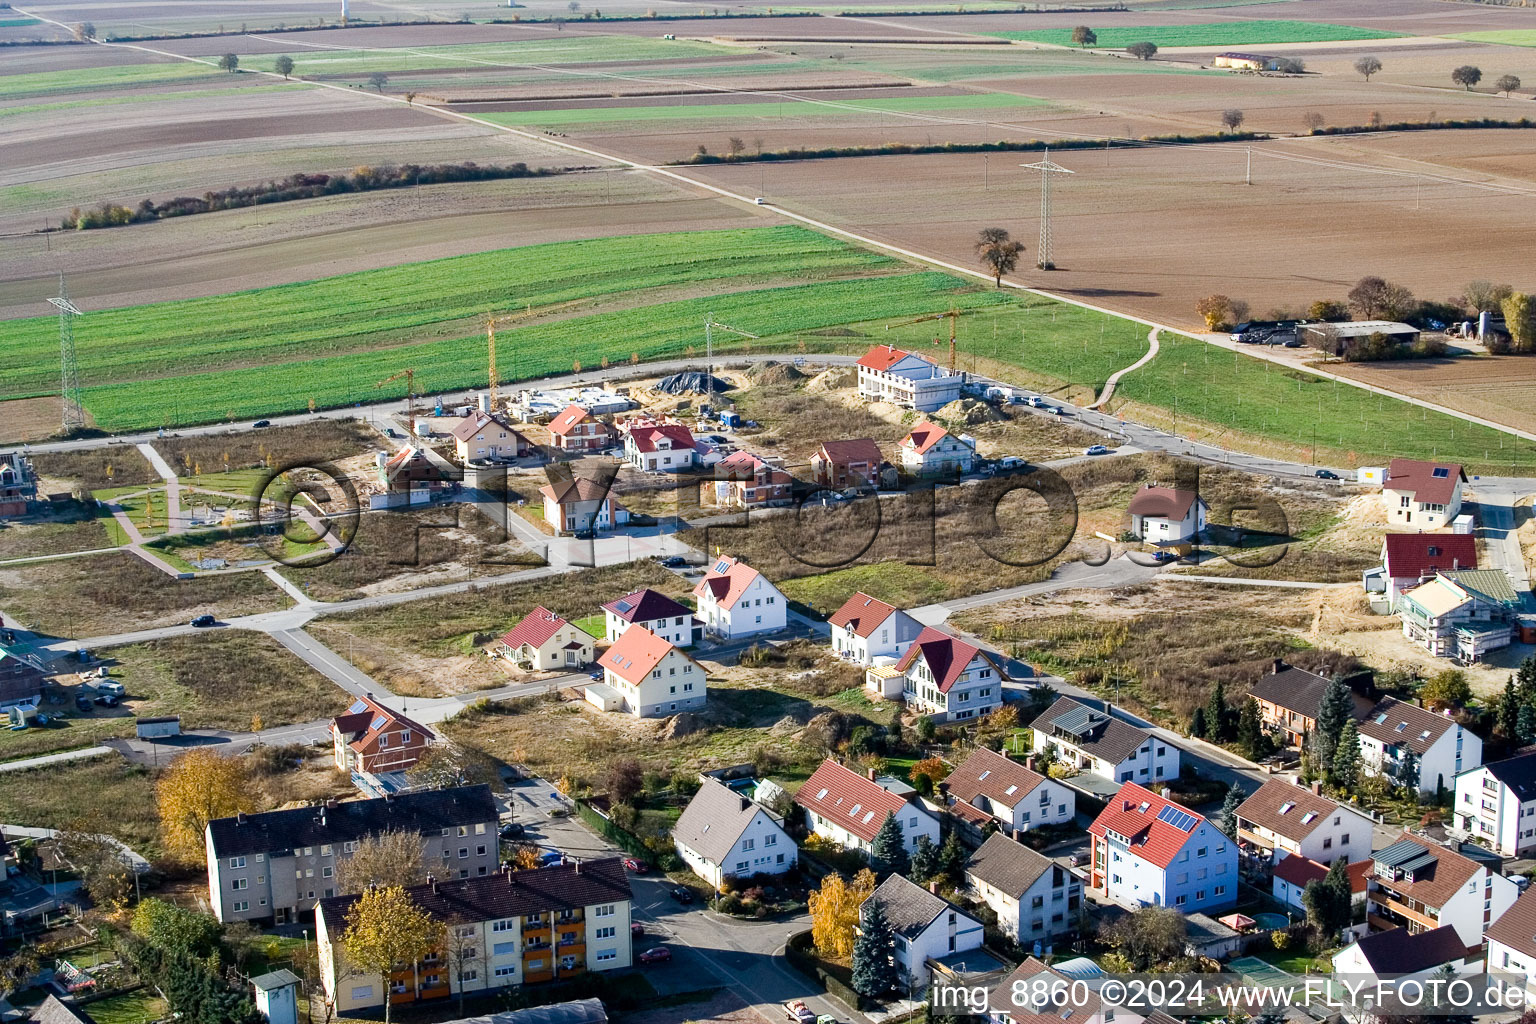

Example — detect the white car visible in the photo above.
[1085,445,1110,456]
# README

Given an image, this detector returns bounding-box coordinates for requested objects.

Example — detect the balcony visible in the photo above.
[1368,893,1439,931]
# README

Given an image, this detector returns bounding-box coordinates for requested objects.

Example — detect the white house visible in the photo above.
[451,412,533,463]
[965,833,1083,947]
[590,626,706,719]
[793,758,940,857]
[944,746,1074,835]
[1088,782,1236,913]
[1271,854,1368,912]
[671,778,795,888]
[856,344,964,413]
[601,589,697,646]
[861,872,983,987]
[897,420,974,476]
[1398,569,1521,663]
[1487,889,1536,1005]
[622,421,698,473]
[1029,696,1181,788]
[826,592,922,667]
[691,555,786,640]
[1356,695,1482,797]
[894,627,1007,724]
[1127,484,1206,550]
[1332,925,1473,989]
[1453,752,1536,857]
[1382,458,1466,529]
[1234,779,1375,867]
[1368,533,1479,610]
[498,607,594,671]
[1365,835,1517,952]
[539,477,630,537]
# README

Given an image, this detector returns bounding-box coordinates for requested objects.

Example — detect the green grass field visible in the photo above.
[987,20,1401,47]
[1453,30,1536,48]
[242,35,734,75]
[0,16,41,25]
[477,92,1051,129]
[0,226,896,397]
[0,61,229,100]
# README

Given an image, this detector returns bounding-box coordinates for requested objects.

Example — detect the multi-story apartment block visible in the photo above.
[1356,695,1482,797]
[855,345,964,413]
[1029,696,1180,787]
[316,858,632,1016]
[204,785,500,924]
[1365,835,1517,953]
[1089,782,1236,913]
[794,759,940,857]
[965,833,1083,947]
[1234,779,1374,867]
[944,746,1074,836]
[1455,752,1536,856]
[894,627,1006,724]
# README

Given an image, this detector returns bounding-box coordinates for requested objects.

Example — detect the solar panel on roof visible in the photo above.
[348,700,366,713]
[615,600,633,613]
[370,716,386,730]
[1433,468,1449,478]
[1155,805,1197,831]
[715,560,730,573]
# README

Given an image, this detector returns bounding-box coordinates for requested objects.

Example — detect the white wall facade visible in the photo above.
[903,653,1002,724]
[831,611,922,666]
[888,906,985,986]
[604,648,706,718]
[605,610,692,646]
[1454,766,1535,856]
[804,803,940,857]
[698,574,786,640]
[1036,729,1181,787]
[1360,725,1481,797]
[674,809,797,889]
[968,867,1081,945]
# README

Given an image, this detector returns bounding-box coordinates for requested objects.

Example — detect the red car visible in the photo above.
[637,946,671,964]
[623,858,649,873]
[631,922,646,937]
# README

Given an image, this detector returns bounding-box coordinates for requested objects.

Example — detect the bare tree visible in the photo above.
[1464,280,1514,314]
[442,916,479,1016]
[335,829,429,894]
[604,755,644,805]
[1348,276,1416,321]
[975,227,1024,287]
[368,71,389,92]
[1221,108,1245,133]
[1302,111,1325,133]
[1451,65,1482,91]
[727,136,746,157]
[1354,55,1382,81]
[1495,74,1522,97]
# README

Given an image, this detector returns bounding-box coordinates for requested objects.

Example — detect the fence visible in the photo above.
[572,799,680,872]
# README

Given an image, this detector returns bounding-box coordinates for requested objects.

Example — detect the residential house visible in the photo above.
[590,626,706,718]
[331,695,433,781]
[671,778,796,888]
[1029,695,1181,788]
[1486,888,1536,1005]
[855,344,964,413]
[706,451,792,509]
[1382,458,1466,529]
[894,627,1007,724]
[0,451,36,517]
[988,959,1112,1024]
[897,420,974,477]
[1127,484,1207,551]
[827,592,921,668]
[691,555,786,640]
[1356,695,1482,797]
[965,833,1082,947]
[315,858,632,1016]
[1247,659,1376,749]
[1088,782,1236,913]
[1365,835,1517,953]
[538,477,629,537]
[29,996,97,1024]
[1234,779,1374,867]
[861,872,983,987]
[1271,855,1369,912]
[601,589,697,646]
[204,784,500,924]
[546,404,611,453]
[793,758,941,856]
[1366,533,1478,610]
[1332,924,1473,986]
[0,647,44,710]
[379,446,456,501]
[1453,752,1536,856]
[1399,569,1521,662]
[944,746,1075,835]
[452,413,535,463]
[810,438,883,492]
[498,607,594,671]
[622,421,698,473]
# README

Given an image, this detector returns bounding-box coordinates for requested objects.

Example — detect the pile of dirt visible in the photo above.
[806,366,856,392]
[654,372,733,396]
[745,361,804,386]
[660,712,702,740]
[935,397,1007,425]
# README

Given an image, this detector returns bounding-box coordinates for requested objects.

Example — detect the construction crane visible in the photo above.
[375,369,416,434]
[885,308,973,373]
[703,315,758,414]
[484,299,588,411]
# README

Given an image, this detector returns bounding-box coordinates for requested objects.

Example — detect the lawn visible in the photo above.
[986,20,1402,47]
[74,989,167,1024]
[241,35,736,75]
[1452,30,1536,47]
[477,93,1051,129]
[572,614,606,639]
[0,758,162,856]
[778,562,952,614]
[0,61,229,100]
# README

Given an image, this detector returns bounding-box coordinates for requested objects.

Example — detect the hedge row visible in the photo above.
[1310,117,1536,135]
[676,132,1268,165]
[572,798,683,872]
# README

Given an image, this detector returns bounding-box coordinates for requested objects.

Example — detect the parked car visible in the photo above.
[588,667,604,681]
[637,946,672,964]
[1315,469,1340,480]
[1085,445,1110,456]
[623,858,649,873]
[1151,550,1179,563]
[1027,395,1047,408]
[631,921,646,937]
[659,556,687,568]
[74,695,93,712]
[189,614,216,627]
[785,1002,817,1024]
[93,694,119,708]
[498,822,524,840]
[252,420,270,428]
[539,851,564,866]
[669,886,694,904]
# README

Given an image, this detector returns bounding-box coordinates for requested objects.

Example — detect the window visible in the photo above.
[1175,895,1186,906]
[459,848,469,859]
[1341,834,1350,845]
[343,841,358,854]
[1196,890,1206,900]
[493,919,515,932]
[1214,885,1226,896]
[764,834,777,847]
[463,969,478,982]
[351,986,374,1001]
[477,845,487,856]
[229,856,247,869]
[1323,838,1333,849]
[231,878,248,891]
[596,949,618,962]
[494,966,517,978]
[233,900,249,913]
[322,866,333,878]
[257,875,264,885]
[595,927,616,939]
[595,904,615,917]
[320,844,333,856]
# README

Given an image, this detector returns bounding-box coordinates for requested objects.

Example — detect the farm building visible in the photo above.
[1301,320,1419,357]
[1212,52,1283,70]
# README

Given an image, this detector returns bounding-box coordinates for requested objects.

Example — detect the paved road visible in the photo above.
[1467,476,1536,603]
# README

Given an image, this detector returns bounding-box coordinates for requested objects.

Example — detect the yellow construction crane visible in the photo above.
[484,300,587,410]
[885,308,973,373]
[375,369,416,432]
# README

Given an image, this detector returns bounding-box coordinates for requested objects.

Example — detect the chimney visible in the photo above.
[1026,756,1037,772]
[1311,780,1323,796]
[867,767,878,781]
[427,872,436,892]
[1105,701,1114,719]
[1273,658,1285,675]
[574,859,582,874]
[928,880,940,895]
[236,811,245,824]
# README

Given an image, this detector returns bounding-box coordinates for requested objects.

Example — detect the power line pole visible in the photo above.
[1021,147,1074,270]
[48,274,84,433]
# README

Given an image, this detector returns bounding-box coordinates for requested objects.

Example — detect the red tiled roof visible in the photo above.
[794,759,915,843]
[895,626,1002,693]
[717,451,790,483]
[1273,853,1327,889]
[539,477,618,506]
[900,420,950,456]
[989,959,1102,1024]
[945,746,1046,809]
[1127,485,1200,520]
[691,554,775,611]
[857,344,915,372]
[1382,533,1477,579]
[1088,781,1208,870]
[827,592,898,638]
[602,589,693,624]
[628,423,695,453]
[1385,458,1466,507]
[815,438,882,467]
[1488,886,1536,959]
[499,606,572,651]
[333,694,433,753]
[601,625,688,686]
[547,404,591,437]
